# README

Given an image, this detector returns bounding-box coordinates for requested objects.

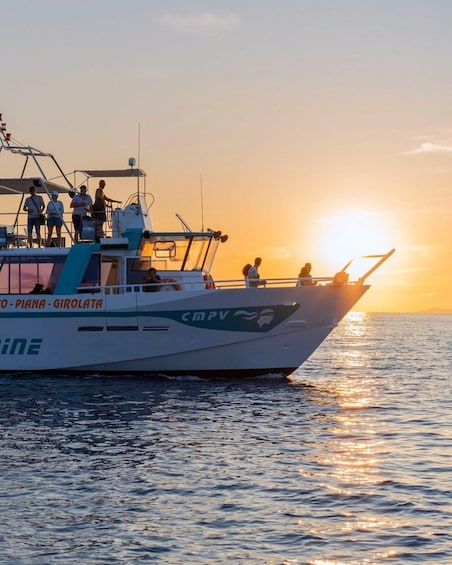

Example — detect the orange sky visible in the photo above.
[2,2,452,312]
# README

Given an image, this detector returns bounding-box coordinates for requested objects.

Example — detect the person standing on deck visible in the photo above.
[23,186,45,248]
[70,185,92,243]
[247,257,267,288]
[45,191,64,247]
[91,180,121,241]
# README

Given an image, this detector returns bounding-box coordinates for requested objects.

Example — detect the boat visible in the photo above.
[0,115,394,377]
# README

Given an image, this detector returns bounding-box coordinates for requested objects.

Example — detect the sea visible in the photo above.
[0,313,450,565]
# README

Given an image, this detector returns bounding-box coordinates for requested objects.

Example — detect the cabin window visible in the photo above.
[140,235,214,272]
[183,238,210,271]
[78,255,101,291]
[126,257,152,285]
[0,255,66,294]
[153,240,176,258]
[101,256,120,289]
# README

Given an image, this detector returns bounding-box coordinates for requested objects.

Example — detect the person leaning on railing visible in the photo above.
[297,262,317,286]
[91,180,121,241]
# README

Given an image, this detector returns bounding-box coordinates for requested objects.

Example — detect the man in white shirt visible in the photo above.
[70,185,92,243]
[247,257,266,288]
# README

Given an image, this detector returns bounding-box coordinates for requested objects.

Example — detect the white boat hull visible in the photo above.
[0,285,368,376]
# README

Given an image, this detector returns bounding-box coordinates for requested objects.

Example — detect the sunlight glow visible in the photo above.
[315,210,393,269]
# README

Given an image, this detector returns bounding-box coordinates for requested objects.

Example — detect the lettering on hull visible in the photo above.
[0,305,300,360]
[0,298,104,311]
[153,304,300,332]
[0,338,42,355]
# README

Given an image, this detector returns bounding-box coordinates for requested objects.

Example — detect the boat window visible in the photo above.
[140,235,215,272]
[153,240,176,258]
[101,256,120,289]
[202,239,218,273]
[79,255,101,290]
[0,255,66,294]
[185,238,210,271]
[125,256,151,284]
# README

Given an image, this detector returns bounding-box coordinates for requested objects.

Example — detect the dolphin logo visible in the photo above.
[234,308,274,328]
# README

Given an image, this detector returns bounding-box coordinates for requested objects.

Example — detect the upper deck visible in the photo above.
[0,114,394,297]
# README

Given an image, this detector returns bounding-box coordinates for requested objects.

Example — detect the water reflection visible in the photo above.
[325,313,383,490]
[293,313,400,563]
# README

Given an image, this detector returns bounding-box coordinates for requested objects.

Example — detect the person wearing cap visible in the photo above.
[46,191,64,247]
[23,186,45,247]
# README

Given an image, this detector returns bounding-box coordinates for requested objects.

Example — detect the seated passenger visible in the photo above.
[29,283,51,294]
[142,267,161,292]
[297,262,316,286]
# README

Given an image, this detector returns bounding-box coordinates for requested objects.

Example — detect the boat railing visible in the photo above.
[0,211,109,248]
[76,276,355,295]
[213,276,350,289]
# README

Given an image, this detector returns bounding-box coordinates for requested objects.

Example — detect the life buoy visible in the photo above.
[203,274,215,289]
[332,271,349,287]
[160,278,182,292]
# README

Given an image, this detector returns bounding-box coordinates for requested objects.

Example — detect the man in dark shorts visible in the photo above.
[70,185,92,243]
[23,186,45,248]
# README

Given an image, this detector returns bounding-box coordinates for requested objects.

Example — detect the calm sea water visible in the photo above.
[0,313,451,565]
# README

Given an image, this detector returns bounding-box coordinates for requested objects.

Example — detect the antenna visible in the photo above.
[200,174,204,231]
[137,122,141,196]
[137,123,141,170]
[176,213,193,232]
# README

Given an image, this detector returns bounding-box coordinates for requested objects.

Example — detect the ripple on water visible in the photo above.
[0,314,451,563]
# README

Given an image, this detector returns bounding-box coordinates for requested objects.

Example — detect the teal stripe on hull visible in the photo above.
[0,304,299,333]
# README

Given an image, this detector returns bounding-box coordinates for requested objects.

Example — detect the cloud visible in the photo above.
[263,246,293,260]
[405,142,452,155]
[160,12,241,36]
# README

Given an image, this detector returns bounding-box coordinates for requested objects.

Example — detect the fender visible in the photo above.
[160,277,182,291]
[203,274,215,290]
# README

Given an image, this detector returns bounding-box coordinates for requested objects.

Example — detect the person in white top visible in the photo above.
[70,185,92,243]
[247,257,267,288]
[46,191,64,247]
[23,185,45,248]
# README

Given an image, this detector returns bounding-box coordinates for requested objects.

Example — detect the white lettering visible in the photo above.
[181,309,230,322]
[193,312,205,322]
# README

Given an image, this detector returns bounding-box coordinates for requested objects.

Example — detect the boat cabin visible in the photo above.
[0,227,223,295]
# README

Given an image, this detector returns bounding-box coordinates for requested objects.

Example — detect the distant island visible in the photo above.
[419,308,452,314]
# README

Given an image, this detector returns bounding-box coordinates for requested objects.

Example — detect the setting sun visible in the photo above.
[314,210,394,273]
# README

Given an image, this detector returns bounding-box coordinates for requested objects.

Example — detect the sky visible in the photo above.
[1,0,452,312]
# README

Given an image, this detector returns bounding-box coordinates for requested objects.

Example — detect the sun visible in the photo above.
[314,210,393,272]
